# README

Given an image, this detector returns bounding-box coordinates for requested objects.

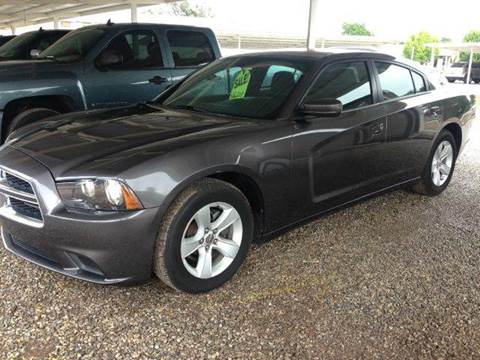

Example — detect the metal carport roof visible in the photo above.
[427,42,480,83]
[0,0,328,54]
[0,1,177,32]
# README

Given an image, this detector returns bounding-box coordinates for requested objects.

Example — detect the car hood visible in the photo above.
[0,59,56,70]
[7,105,261,178]
[0,59,65,80]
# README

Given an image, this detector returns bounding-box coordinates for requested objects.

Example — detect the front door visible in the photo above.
[291,60,389,220]
[83,29,172,110]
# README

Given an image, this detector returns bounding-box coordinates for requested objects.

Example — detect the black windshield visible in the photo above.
[0,32,37,60]
[162,57,312,119]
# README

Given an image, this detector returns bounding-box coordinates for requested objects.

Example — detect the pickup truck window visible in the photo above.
[167,30,214,67]
[375,62,415,100]
[304,61,373,111]
[40,28,106,62]
[100,30,163,69]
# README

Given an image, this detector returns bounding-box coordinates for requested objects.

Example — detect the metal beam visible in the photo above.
[307,0,319,50]
[466,48,474,84]
[131,1,138,22]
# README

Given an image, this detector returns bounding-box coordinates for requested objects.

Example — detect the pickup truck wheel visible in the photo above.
[7,108,59,135]
[154,178,253,293]
[410,130,457,196]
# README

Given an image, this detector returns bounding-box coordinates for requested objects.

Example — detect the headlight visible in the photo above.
[57,179,143,211]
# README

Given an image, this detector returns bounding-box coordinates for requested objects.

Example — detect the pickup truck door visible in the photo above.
[82,29,173,110]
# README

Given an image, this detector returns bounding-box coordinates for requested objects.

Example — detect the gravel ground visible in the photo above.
[2,108,480,359]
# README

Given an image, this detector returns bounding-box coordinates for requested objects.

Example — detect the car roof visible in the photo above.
[226,49,433,72]
[21,29,70,35]
[226,49,396,62]
[78,22,212,32]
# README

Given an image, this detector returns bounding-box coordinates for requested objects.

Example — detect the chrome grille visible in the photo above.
[9,198,42,221]
[5,173,34,194]
[0,169,43,226]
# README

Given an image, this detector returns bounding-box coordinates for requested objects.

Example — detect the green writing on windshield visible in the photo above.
[229,69,251,100]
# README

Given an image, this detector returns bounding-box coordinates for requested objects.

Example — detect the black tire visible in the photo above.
[154,178,254,293]
[7,108,59,135]
[411,130,458,196]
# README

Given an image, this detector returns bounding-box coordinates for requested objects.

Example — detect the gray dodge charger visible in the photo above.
[0,51,475,293]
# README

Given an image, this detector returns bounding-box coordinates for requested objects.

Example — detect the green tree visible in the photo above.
[403,32,439,63]
[460,31,480,62]
[342,23,373,36]
[171,1,212,17]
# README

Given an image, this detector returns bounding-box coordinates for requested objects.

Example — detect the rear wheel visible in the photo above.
[7,108,59,136]
[154,178,253,293]
[411,130,457,196]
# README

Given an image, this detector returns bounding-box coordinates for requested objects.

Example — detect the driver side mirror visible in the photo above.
[299,99,343,117]
[30,49,40,58]
[96,50,123,69]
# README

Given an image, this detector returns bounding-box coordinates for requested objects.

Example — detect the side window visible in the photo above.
[101,30,163,69]
[167,30,214,67]
[304,61,373,111]
[375,62,415,100]
[411,71,427,93]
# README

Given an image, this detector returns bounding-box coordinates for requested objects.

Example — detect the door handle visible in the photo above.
[424,105,441,116]
[371,122,385,136]
[430,106,441,116]
[149,76,168,85]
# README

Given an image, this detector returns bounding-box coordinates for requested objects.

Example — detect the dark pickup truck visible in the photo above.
[0,22,221,139]
[0,29,70,61]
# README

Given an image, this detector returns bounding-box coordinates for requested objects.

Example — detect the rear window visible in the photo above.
[411,71,426,93]
[375,62,415,100]
[167,30,214,67]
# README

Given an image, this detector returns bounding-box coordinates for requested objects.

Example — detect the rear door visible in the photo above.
[83,29,172,109]
[164,29,217,82]
[373,62,440,182]
[291,59,389,219]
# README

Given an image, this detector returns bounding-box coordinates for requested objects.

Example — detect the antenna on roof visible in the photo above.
[106,19,114,26]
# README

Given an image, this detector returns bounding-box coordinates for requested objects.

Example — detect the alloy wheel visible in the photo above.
[431,140,454,187]
[180,202,243,279]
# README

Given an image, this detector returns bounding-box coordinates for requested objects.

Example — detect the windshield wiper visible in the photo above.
[168,104,209,113]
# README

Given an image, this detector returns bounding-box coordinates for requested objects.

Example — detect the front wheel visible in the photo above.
[411,130,457,196]
[154,179,253,293]
[7,108,59,136]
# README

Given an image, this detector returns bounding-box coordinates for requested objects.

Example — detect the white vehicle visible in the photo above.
[445,62,466,83]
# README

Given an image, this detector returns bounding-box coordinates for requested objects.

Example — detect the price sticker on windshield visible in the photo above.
[229,68,251,100]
